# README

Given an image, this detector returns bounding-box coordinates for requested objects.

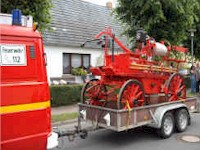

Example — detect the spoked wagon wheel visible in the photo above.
[81,79,107,106]
[165,73,186,102]
[118,79,146,109]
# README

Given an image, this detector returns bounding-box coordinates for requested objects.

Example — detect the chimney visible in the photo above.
[106,1,113,9]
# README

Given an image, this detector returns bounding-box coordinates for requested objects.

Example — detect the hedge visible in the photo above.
[50,84,83,107]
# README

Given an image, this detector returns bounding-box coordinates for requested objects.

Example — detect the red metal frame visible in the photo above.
[82,28,187,109]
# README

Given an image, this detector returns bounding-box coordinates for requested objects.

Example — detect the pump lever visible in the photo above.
[80,38,102,47]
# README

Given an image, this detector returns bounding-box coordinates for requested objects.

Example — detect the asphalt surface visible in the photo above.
[52,112,200,150]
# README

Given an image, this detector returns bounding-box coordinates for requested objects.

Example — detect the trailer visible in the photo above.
[57,97,198,141]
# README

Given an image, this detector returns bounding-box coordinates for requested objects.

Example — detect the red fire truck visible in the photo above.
[0,10,58,150]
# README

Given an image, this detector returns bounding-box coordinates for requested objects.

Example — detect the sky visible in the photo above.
[82,0,117,7]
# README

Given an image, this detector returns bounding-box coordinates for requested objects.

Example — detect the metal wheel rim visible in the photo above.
[178,113,188,130]
[164,116,173,135]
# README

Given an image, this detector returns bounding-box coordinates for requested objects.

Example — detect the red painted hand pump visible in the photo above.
[81,28,187,109]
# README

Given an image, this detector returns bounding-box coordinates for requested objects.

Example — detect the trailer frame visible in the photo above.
[56,97,198,142]
[78,97,197,132]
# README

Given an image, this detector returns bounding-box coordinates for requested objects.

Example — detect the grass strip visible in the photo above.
[52,112,78,123]
[187,92,200,97]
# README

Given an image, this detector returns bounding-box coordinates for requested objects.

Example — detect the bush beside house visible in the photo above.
[50,84,83,107]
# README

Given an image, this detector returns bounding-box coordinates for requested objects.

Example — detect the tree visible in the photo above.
[193,26,200,60]
[114,0,200,47]
[183,9,200,60]
[1,0,52,32]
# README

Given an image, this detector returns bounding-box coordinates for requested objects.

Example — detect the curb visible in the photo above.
[52,118,78,127]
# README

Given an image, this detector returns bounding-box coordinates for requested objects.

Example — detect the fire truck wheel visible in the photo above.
[81,79,107,106]
[159,112,175,139]
[165,73,186,102]
[175,108,189,132]
[81,78,98,103]
[118,79,145,109]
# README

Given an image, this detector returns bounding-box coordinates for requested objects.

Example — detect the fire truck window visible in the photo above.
[29,46,35,59]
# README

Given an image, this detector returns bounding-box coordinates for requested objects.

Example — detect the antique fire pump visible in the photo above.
[81,28,188,109]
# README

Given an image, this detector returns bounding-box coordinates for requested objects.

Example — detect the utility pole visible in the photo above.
[189,29,196,66]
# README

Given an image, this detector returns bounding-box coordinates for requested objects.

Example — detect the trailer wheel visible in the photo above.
[175,109,189,132]
[159,112,174,139]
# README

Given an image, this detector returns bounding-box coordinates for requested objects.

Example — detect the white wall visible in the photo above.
[44,45,103,82]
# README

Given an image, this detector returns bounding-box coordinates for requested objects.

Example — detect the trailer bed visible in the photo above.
[78,97,198,132]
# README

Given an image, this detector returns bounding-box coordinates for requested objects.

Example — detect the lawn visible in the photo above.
[52,112,78,123]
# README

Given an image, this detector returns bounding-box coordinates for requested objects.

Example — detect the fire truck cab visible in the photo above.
[0,10,57,150]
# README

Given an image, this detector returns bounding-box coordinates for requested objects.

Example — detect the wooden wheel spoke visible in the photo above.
[84,93,91,97]
[86,85,98,93]
[169,95,176,101]
[133,85,139,96]
[177,85,185,93]
[135,91,143,99]
[138,99,144,102]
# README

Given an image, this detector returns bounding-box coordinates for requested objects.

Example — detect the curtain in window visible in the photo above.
[83,55,90,69]
[63,54,70,74]
[71,54,81,68]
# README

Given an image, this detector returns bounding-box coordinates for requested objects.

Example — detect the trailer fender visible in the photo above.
[148,103,189,129]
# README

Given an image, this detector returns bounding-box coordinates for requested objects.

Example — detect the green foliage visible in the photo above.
[183,25,200,60]
[114,0,200,47]
[71,68,88,76]
[153,55,162,62]
[1,0,52,31]
[50,84,83,107]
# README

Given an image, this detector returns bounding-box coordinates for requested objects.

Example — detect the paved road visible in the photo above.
[52,112,200,150]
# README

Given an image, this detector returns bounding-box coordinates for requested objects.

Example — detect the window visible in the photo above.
[63,54,70,74]
[63,53,90,74]
[71,54,81,68]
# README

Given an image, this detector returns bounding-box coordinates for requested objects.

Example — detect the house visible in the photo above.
[44,0,128,84]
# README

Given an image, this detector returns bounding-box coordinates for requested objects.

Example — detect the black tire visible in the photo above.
[159,112,175,139]
[175,109,189,132]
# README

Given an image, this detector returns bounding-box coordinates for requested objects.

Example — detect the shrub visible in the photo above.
[71,68,87,76]
[50,84,83,107]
